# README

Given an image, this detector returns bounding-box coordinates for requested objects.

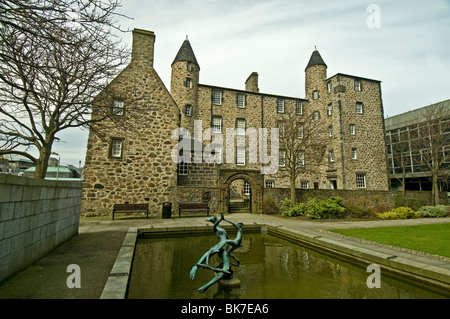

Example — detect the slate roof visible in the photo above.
[305,49,327,70]
[172,38,200,69]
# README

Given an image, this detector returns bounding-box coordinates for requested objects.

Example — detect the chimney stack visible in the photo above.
[245,72,259,93]
[131,29,155,67]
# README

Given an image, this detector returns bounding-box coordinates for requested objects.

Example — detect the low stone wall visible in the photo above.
[0,174,81,283]
[264,188,448,211]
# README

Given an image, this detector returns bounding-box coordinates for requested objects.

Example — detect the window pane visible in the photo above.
[212,117,222,133]
[112,100,124,115]
[237,94,245,108]
[236,147,245,165]
[356,174,366,188]
[111,140,122,157]
[296,101,303,115]
[236,119,246,135]
[277,99,284,113]
[213,91,222,105]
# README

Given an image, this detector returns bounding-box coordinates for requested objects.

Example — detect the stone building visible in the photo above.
[81,29,389,216]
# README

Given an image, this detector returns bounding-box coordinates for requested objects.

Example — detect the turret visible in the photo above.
[171,36,200,135]
[305,48,327,100]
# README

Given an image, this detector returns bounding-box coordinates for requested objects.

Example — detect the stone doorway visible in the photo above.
[218,170,262,214]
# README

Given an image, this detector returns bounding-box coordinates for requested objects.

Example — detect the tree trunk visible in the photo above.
[432,173,439,206]
[290,174,296,205]
[34,144,52,179]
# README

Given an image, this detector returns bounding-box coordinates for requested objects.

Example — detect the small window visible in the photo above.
[236,118,246,136]
[327,82,332,93]
[352,147,357,160]
[187,63,193,72]
[328,104,333,116]
[313,111,320,121]
[237,94,245,108]
[112,100,124,116]
[244,181,251,195]
[329,150,335,162]
[279,149,286,166]
[296,101,303,115]
[356,102,364,114]
[185,104,192,116]
[213,91,222,105]
[212,116,222,133]
[313,90,319,100]
[350,124,356,135]
[265,181,275,188]
[298,153,305,167]
[356,174,366,188]
[329,126,333,137]
[354,79,362,91]
[297,125,304,139]
[178,161,189,175]
[236,146,245,165]
[277,99,285,113]
[185,78,192,88]
[110,139,123,158]
[301,181,309,189]
[277,121,285,138]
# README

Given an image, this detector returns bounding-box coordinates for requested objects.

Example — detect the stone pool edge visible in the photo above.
[100,223,450,299]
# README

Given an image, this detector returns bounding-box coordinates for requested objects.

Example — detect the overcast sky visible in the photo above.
[52,0,450,166]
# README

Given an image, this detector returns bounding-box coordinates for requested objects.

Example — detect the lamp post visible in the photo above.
[51,152,60,181]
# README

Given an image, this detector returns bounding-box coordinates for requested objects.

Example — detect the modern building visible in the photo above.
[385,99,450,191]
[81,29,389,216]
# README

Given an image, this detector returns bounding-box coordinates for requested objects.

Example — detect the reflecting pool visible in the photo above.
[127,233,449,299]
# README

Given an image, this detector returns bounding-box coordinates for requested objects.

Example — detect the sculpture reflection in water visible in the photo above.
[189,213,244,293]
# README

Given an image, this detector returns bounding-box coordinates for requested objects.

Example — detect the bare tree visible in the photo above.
[0,0,130,178]
[278,105,327,204]
[410,104,450,205]
[390,139,409,196]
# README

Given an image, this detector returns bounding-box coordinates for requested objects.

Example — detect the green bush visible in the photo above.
[262,197,280,215]
[378,207,420,220]
[417,205,449,218]
[282,202,306,217]
[394,194,427,210]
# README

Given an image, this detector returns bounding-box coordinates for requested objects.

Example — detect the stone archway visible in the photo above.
[218,170,263,214]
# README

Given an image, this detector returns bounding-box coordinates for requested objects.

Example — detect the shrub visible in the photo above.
[394,194,427,210]
[262,197,280,215]
[378,207,420,220]
[282,202,307,217]
[417,205,449,218]
[306,197,346,219]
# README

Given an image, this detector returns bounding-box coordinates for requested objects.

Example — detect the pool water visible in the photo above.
[127,232,449,299]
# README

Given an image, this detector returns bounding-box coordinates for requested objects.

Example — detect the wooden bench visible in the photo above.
[178,203,209,218]
[112,203,149,220]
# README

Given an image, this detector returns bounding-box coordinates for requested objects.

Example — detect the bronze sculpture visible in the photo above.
[189,213,243,293]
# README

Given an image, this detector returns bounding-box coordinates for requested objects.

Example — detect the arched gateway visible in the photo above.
[218,170,263,214]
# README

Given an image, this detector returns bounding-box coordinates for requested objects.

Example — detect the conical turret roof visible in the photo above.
[172,37,200,69]
[305,48,327,70]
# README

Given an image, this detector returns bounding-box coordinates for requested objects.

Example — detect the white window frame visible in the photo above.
[298,153,305,167]
[237,94,245,108]
[327,81,332,93]
[329,150,335,162]
[356,174,366,188]
[212,116,222,133]
[277,99,285,113]
[244,181,251,195]
[329,125,333,137]
[110,139,123,158]
[187,63,193,72]
[301,181,309,189]
[351,147,357,160]
[296,101,303,115]
[112,100,124,116]
[236,146,245,165]
[185,78,192,88]
[350,124,356,135]
[297,125,304,139]
[313,90,319,100]
[185,104,192,116]
[356,102,364,114]
[236,118,246,136]
[354,79,362,91]
[313,111,320,121]
[265,181,275,188]
[328,104,333,116]
[213,91,222,105]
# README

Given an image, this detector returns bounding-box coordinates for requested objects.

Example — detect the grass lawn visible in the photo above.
[330,223,450,258]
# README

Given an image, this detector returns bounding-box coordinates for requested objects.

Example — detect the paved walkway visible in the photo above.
[0,214,449,299]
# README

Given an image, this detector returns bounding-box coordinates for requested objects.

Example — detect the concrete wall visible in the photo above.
[0,174,81,283]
